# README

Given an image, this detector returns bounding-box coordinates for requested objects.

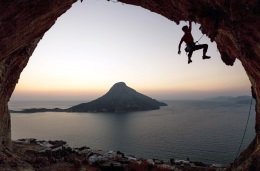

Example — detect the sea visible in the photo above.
[9,99,255,165]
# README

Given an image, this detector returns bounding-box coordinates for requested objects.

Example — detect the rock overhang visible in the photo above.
[0,0,259,170]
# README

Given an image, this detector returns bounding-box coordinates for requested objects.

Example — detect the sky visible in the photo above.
[11,0,251,101]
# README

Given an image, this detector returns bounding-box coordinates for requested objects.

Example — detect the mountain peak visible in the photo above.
[108,82,131,95]
[68,82,167,113]
[112,82,127,88]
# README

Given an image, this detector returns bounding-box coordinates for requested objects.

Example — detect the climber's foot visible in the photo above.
[202,55,211,59]
[188,59,192,64]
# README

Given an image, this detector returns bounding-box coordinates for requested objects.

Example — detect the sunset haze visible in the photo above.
[11,0,250,101]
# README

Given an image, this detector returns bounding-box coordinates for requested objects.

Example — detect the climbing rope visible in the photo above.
[195,34,205,44]
[235,96,254,159]
[185,34,205,55]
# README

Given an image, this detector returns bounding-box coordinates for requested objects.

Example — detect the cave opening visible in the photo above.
[7,0,255,165]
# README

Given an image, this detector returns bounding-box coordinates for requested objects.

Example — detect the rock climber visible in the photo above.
[178,21,211,64]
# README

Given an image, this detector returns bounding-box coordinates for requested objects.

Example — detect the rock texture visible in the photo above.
[0,0,259,170]
[117,1,260,170]
[9,138,224,171]
[0,0,76,150]
[68,82,167,112]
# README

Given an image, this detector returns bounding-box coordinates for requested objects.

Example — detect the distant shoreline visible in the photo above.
[9,106,166,114]
[9,95,253,113]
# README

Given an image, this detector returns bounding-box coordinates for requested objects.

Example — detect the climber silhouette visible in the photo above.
[178,21,211,64]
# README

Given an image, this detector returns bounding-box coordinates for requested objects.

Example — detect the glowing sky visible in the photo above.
[11,0,251,101]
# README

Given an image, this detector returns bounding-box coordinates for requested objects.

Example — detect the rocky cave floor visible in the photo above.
[0,138,226,171]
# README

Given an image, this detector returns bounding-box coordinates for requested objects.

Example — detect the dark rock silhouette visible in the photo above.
[10,108,64,113]
[11,82,167,113]
[67,82,167,112]
[0,0,259,170]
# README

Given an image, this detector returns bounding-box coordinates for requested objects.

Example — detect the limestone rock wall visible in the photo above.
[0,40,38,149]
[119,1,260,169]
[0,0,259,170]
[0,0,76,149]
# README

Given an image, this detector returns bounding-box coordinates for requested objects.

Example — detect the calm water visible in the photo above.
[9,100,255,164]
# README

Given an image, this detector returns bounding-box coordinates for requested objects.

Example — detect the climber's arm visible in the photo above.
[178,38,183,54]
[189,21,192,31]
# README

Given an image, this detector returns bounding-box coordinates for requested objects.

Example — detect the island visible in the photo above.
[11,82,167,113]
